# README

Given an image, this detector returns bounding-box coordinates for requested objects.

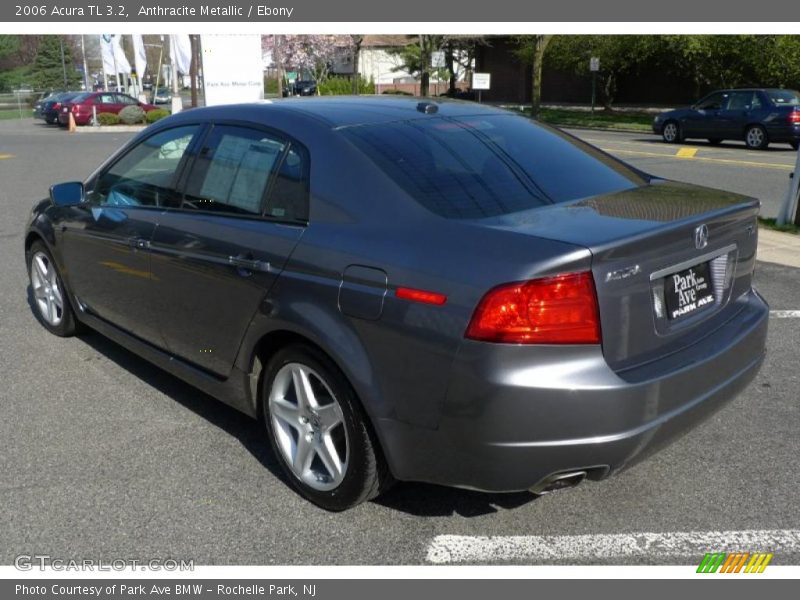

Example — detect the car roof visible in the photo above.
[168,96,512,129]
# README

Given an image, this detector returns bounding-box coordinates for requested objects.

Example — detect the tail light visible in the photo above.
[71,105,78,113]
[53,102,61,110]
[789,110,800,124]
[465,271,601,344]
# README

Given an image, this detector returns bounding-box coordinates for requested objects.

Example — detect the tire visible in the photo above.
[745,125,769,150]
[662,120,681,143]
[708,138,723,145]
[262,343,392,511]
[26,241,80,337]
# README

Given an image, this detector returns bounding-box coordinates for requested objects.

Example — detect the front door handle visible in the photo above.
[128,237,150,250]
[228,254,270,275]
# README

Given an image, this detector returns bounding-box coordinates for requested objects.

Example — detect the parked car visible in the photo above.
[57,91,157,126]
[152,87,171,104]
[38,91,82,125]
[653,88,800,149]
[26,98,768,510]
[291,80,317,96]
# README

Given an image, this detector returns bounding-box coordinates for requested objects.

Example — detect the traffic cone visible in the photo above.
[68,111,76,133]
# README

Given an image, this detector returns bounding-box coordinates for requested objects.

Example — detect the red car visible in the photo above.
[58,92,157,126]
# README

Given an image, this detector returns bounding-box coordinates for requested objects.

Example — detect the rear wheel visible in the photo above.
[662,121,681,143]
[26,241,79,337]
[262,344,392,511]
[745,125,769,150]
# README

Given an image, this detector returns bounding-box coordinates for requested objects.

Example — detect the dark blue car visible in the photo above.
[653,88,800,150]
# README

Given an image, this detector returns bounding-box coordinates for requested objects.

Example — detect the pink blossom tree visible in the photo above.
[263,35,350,94]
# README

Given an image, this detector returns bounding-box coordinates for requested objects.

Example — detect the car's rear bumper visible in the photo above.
[765,123,800,143]
[377,288,768,492]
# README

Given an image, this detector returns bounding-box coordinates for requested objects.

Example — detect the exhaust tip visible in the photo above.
[531,470,587,495]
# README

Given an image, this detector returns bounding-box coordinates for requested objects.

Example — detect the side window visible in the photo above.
[116,94,137,105]
[264,145,309,222]
[99,94,115,104]
[727,92,753,111]
[697,92,726,110]
[89,125,198,207]
[182,126,288,216]
[751,93,763,109]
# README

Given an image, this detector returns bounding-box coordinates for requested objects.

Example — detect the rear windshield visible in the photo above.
[342,114,646,219]
[767,90,800,106]
[70,92,93,103]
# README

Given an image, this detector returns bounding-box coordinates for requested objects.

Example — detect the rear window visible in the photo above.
[767,90,800,106]
[70,92,93,103]
[342,114,646,219]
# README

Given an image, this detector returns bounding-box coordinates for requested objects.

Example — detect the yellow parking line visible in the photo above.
[0,153,14,160]
[600,147,793,170]
[676,147,698,158]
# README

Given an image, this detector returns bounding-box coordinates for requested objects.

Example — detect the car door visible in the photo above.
[716,91,758,139]
[682,91,728,138]
[59,125,201,346]
[149,123,308,377]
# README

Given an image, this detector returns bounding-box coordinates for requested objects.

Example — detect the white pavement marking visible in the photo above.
[770,310,800,318]
[426,530,800,564]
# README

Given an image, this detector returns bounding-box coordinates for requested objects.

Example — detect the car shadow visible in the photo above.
[630,137,797,152]
[375,482,538,517]
[26,284,541,517]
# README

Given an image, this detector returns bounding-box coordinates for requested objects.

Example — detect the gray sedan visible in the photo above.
[25,97,768,510]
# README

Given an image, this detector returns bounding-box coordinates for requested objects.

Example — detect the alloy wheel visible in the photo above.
[268,362,349,491]
[30,251,64,326]
[746,127,765,149]
[663,122,678,143]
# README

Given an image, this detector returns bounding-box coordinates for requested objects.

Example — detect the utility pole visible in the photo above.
[59,37,68,89]
[80,35,90,91]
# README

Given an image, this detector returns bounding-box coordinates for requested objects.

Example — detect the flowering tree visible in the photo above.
[263,35,348,93]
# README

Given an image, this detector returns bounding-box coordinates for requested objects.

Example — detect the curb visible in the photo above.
[542,123,652,134]
[72,125,148,133]
[757,227,800,269]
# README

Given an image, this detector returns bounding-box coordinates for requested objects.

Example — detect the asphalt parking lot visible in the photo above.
[1,118,799,566]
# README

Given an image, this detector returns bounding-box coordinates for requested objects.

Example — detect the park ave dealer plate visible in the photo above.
[664,261,714,320]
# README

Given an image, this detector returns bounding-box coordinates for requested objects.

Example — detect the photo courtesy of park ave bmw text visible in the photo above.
[1,0,800,595]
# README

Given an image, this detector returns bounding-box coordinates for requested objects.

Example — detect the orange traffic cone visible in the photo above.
[68,111,76,133]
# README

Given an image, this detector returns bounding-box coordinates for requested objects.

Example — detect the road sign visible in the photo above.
[590,57,600,72]
[431,51,445,68]
[472,72,491,90]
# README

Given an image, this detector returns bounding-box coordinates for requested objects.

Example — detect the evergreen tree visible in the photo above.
[32,35,81,91]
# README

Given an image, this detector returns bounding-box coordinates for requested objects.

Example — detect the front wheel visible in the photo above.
[745,125,769,150]
[26,241,80,337]
[262,344,392,511]
[662,121,681,143]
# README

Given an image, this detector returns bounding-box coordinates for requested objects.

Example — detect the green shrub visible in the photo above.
[145,109,170,124]
[118,105,146,125]
[318,76,375,96]
[264,76,279,95]
[96,112,120,126]
[381,88,412,95]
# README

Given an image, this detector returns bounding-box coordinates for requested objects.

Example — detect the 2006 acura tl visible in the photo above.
[25,98,768,510]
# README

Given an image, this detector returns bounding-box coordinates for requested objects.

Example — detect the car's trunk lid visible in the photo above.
[482,180,760,373]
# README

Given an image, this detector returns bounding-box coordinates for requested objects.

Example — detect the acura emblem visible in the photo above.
[694,224,709,249]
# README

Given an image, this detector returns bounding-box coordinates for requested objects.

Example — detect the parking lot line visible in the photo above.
[426,530,800,564]
[0,153,14,159]
[598,147,793,171]
[770,310,800,318]
[676,147,698,158]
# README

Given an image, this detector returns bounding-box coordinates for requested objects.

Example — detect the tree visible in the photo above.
[350,35,363,94]
[388,35,446,96]
[514,35,552,118]
[31,35,81,91]
[262,35,343,94]
[544,35,662,109]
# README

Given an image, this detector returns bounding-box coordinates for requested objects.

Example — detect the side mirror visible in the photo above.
[49,181,85,207]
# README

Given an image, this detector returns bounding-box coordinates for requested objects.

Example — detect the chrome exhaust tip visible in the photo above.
[530,470,587,495]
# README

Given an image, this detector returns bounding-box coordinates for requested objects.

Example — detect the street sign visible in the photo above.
[590,57,600,72]
[431,51,445,68]
[472,72,491,90]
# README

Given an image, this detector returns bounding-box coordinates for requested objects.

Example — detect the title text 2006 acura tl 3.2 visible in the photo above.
[25,98,768,510]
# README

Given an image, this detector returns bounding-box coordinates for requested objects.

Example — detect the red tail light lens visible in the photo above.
[53,102,61,110]
[465,271,601,344]
[789,110,800,124]
[71,105,78,113]
[395,287,447,305]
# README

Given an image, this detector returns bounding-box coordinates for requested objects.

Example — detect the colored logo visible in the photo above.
[697,552,773,573]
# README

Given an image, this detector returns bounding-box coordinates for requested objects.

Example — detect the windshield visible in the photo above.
[767,90,800,106]
[343,114,647,219]
[70,92,94,103]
